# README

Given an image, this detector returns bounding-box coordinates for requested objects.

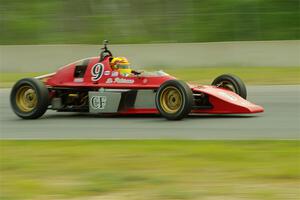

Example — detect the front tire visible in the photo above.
[10,78,49,119]
[156,80,193,120]
[212,74,247,99]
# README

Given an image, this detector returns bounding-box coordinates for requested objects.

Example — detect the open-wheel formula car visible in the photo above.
[10,40,264,120]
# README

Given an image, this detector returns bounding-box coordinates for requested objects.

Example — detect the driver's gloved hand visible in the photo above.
[132,70,142,75]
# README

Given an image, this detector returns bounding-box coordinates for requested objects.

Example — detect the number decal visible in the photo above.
[91,63,104,81]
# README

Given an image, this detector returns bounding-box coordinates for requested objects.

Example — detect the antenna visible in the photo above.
[103,40,109,51]
[99,40,112,61]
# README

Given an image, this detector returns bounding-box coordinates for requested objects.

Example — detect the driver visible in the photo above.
[109,57,140,76]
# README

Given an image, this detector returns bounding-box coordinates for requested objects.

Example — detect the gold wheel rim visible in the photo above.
[16,85,37,112]
[160,86,182,114]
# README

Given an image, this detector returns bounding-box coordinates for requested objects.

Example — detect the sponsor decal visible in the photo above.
[106,77,134,84]
[115,78,134,84]
[111,71,119,77]
[106,78,113,84]
[218,91,237,102]
[142,78,148,84]
[240,101,254,106]
[91,63,104,81]
[90,96,106,109]
[74,78,83,83]
[104,71,110,76]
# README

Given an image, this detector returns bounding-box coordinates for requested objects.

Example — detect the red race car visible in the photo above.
[10,40,264,120]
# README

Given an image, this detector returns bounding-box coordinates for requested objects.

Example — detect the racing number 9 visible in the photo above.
[91,63,104,81]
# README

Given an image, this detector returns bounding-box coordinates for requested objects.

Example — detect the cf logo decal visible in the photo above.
[91,63,104,81]
[90,96,106,109]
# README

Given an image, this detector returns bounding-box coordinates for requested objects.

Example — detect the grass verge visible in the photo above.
[0,140,299,200]
[1,67,299,88]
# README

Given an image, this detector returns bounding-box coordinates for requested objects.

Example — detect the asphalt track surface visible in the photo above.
[0,86,299,139]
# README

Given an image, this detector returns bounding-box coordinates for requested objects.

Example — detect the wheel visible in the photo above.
[10,78,49,119]
[212,74,247,99]
[156,80,193,120]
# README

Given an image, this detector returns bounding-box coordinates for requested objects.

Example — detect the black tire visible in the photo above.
[212,74,247,99]
[10,78,49,119]
[156,80,193,120]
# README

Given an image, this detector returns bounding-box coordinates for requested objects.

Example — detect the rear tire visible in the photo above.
[212,74,247,99]
[10,78,49,119]
[156,80,193,120]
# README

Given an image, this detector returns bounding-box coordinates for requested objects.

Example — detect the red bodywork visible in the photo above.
[42,56,264,115]
[46,57,173,89]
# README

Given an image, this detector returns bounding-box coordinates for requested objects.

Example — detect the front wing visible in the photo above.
[191,86,264,114]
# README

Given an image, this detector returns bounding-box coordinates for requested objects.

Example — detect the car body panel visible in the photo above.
[46,57,175,89]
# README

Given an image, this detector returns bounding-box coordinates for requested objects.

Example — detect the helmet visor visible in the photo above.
[117,63,130,69]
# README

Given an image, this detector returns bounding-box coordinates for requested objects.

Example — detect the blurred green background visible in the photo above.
[1,0,299,44]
